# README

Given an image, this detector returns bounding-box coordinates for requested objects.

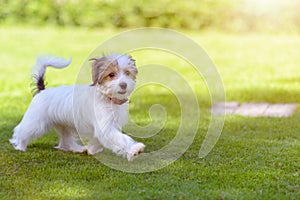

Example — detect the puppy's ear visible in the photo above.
[129,55,138,75]
[90,56,108,86]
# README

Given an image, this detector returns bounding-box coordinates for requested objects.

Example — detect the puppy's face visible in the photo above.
[90,54,137,99]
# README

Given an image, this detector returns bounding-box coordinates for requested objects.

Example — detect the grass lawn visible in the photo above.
[0,26,299,199]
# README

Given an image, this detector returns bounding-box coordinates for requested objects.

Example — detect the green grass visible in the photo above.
[0,26,300,199]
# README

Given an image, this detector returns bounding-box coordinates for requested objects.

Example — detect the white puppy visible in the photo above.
[10,53,145,161]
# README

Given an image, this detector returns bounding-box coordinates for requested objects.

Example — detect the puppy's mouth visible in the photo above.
[109,97,128,105]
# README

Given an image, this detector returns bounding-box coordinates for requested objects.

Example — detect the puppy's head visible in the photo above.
[90,53,137,100]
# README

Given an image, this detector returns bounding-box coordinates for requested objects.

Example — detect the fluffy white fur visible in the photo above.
[10,53,145,161]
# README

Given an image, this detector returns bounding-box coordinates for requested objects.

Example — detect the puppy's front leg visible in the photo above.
[95,125,145,161]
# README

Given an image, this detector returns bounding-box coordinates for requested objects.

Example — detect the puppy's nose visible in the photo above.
[119,82,127,90]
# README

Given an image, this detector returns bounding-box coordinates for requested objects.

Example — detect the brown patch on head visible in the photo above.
[123,66,137,80]
[100,62,119,85]
[123,56,138,80]
[90,56,119,86]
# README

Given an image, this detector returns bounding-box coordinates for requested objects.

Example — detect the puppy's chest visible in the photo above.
[95,105,129,129]
[112,106,128,128]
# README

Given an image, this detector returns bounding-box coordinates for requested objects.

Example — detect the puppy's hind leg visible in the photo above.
[10,125,30,151]
[10,121,49,151]
[54,126,86,153]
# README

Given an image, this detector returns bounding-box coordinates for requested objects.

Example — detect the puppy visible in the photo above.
[10,53,145,161]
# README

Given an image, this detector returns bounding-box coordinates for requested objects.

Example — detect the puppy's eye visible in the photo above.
[108,73,116,78]
[124,70,130,76]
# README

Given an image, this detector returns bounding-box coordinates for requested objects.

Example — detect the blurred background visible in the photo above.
[0,0,299,103]
[0,0,299,33]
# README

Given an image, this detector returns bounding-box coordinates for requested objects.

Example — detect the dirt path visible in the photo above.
[211,102,298,117]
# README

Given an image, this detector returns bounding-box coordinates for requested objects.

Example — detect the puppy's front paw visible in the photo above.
[127,142,145,161]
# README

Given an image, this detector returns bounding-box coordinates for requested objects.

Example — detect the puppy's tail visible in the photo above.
[32,55,72,96]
